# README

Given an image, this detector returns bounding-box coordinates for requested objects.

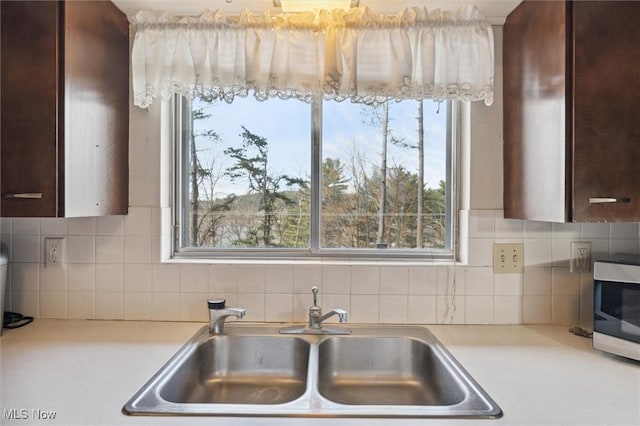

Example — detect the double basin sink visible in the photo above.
[123,324,501,418]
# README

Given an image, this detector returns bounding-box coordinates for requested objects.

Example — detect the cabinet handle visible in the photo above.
[589,197,631,204]
[1,192,43,199]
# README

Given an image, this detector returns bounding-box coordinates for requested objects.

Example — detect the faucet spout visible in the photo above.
[280,287,350,335]
[315,309,348,326]
[208,300,245,335]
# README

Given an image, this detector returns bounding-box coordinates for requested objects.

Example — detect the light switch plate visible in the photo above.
[493,243,524,274]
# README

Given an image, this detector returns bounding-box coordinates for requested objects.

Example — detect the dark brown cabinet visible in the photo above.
[503,0,640,222]
[1,0,129,217]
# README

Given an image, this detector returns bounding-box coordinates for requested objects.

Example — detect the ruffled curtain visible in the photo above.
[130,6,494,108]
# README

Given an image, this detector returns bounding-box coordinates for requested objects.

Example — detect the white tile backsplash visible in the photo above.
[321,265,350,294]
[408,266,437,295]
[407,295,437,324]
[179,293,207,322]
[552,295,579,325]
[40,217,67,236]
[551,267,580,296]
[95,292,123,320]
[551,222,581,240]
[124,291,151,320]
[494,295,522,324]
[437,294,465,324]
[124,264,152,292]
[13,235,40,263]
[96,215,124,236]
[524,267,552,295]
[265,264,294,294]
[12,218,40,235]
[264,294,294,322]
[67,236,95,264]
[67,217,96,235]
[180,264,208,293]
[494,273,523,296]
[465,295,494,324]
[95,264,123,292]
[124,235,151,263]
[581,223,610,239]
[67,292,95,319]
[39,265,67,292]
[524,238,552,267]
[152,264,180,292]
[12,263,40,291]
[293,265,321,293]
[379,295,408,323]
[12,290,38,317]
[40,291,67,319]
[67,264,95,292]
[350,295,379,323]
[466,267,495,295]
[379,266,408,294]
[4,210,636,327]
[152,292,180,321]
[209,264,237,294]
[236,293,265,321]
[96,235,124,263]
[350,266,380,294]
[124,207,152,236]
[523,295,551,323]
[236,265,266,293]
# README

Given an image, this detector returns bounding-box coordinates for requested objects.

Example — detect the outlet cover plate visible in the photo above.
[493,243,524,274]
[45,237,65,268]
[570,241,591,273]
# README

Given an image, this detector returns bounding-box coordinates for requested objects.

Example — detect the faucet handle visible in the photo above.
[311,287,319,307]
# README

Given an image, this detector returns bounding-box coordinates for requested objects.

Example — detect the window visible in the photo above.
[173,94,456,260]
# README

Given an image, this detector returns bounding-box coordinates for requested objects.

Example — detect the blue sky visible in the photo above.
[192,95,447,197]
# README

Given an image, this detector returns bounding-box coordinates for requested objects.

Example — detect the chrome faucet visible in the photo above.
[308,287,348,329]
[279,287,350,335]
[208,299,245,335]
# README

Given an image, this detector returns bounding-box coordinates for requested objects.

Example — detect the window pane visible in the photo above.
[321,100,448,249]
[185,96,311,248]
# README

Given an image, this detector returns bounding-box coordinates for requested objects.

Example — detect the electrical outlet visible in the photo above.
[45,237,65,268]
[493,243,524,274]
[570,241,591,273]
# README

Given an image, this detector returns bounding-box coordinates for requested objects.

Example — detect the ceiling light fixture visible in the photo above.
[273,0,359,12]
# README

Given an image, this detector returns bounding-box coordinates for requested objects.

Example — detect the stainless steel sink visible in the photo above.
[160,335,309,405]
[124,324,502,418]
[317,336,466,406]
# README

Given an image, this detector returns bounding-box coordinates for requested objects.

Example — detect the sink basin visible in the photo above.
[318,336,465,406]
[161,335,309,404]
[124,325,502,418]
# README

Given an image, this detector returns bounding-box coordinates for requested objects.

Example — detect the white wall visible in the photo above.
[2,28,639,326]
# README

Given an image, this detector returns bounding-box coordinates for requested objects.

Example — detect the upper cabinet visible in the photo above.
[503,1,640,222]
[1,0,129,217]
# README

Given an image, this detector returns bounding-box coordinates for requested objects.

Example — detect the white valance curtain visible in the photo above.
[130,6,494,108]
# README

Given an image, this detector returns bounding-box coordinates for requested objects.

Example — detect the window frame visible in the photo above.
[172,95,459,261]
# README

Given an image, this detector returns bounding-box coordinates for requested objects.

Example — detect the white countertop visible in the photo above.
[1,320,638,426]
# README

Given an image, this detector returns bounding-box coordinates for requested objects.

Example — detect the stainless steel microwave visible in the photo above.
[593,257,640,361]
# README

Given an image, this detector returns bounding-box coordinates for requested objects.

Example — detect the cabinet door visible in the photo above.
[503,0,570,222]
[63,0,129,216]
[572,1,640,222]
[1,1,60,217]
